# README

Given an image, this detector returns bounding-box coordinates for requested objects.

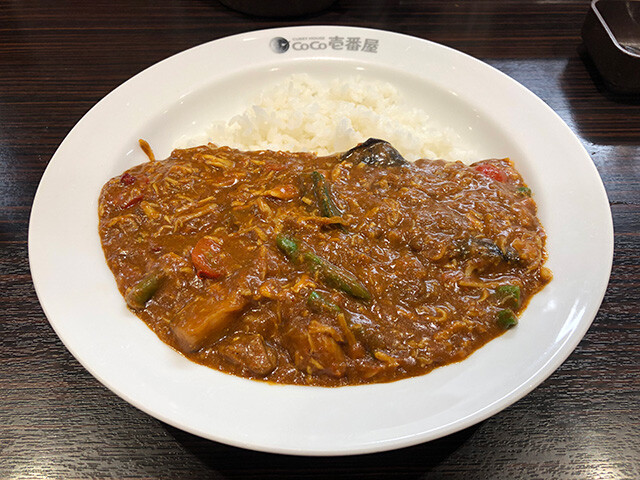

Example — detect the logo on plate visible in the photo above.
[269,36,380,55]
[270,37,290,54]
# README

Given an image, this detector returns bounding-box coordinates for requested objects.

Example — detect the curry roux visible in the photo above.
[98,139,551,386]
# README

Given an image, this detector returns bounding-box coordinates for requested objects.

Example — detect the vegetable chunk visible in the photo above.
[172,294,248,352]
[276,234,371,301]
[125,271,165,310]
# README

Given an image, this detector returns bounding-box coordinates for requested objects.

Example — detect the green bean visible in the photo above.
[276,234,371,301]
[302,252,371,301]
[275,234,299,261]
[311,171,342,218]
[125,271,165,309]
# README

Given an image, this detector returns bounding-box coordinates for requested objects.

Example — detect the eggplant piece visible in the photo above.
[474,238,520,264]
[452,237,520,264]
[340,138,408,167]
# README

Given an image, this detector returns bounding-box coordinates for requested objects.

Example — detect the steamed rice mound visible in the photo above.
[190,74,471,161]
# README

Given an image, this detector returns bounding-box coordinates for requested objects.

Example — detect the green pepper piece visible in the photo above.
[125,271,165,309]
[497,309,518,329]
[516,186,532,197]
[496,285,521,309]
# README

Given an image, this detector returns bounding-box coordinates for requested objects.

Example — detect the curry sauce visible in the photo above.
[98,139,551,386]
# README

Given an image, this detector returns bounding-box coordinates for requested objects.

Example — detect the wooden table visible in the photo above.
[1,0,638,477]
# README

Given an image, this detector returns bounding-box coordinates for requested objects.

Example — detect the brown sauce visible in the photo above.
[98,139,551,386]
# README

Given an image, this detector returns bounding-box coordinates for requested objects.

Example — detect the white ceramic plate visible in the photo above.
[29,26,613,455]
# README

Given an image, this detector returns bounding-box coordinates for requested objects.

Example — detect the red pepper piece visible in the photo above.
[191,236,228,279]
[120,172,136,185]
[121,193,144,209]
[114,173,149,209]
[474,163,507,182]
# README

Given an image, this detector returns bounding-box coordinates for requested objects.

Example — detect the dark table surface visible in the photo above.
[1,0,639,478]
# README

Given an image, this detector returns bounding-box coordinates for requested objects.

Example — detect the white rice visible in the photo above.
[184,74,471,162]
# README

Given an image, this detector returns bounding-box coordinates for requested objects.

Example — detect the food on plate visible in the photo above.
[98,139,551,386]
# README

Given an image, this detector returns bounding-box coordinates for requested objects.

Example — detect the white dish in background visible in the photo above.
[29,26,613,455]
